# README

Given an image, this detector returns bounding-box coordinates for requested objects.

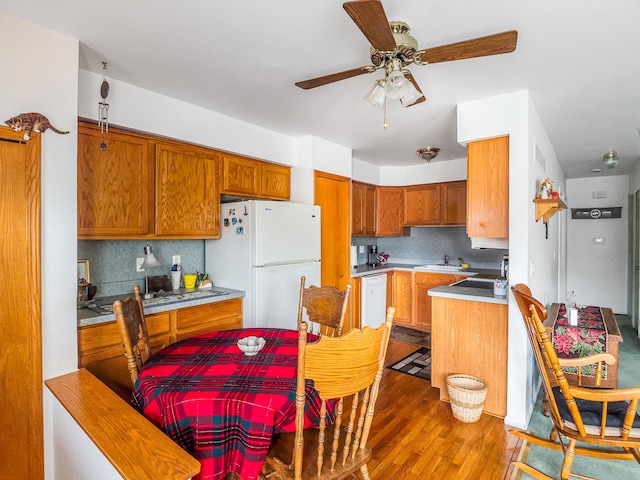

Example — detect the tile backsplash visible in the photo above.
[78,240,205,298]
[351,226,507,269]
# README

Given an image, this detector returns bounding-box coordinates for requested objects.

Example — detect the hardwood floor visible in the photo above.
[364,339,522,479]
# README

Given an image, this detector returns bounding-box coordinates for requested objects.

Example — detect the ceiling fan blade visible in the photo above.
[415,30,518,64]
[402,70,426,107]
[295,66,374,90]
[343,0,396,52]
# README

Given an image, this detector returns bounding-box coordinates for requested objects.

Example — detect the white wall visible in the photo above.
[457,90,566,429]
[352,156,467,186]
[0,13,357,478]
[566,175,629,313]
[1,12,79,479]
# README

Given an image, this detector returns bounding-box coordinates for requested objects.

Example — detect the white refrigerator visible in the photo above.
[205,200,321,329]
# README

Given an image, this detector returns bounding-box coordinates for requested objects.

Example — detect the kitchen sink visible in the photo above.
[414,264,465,272]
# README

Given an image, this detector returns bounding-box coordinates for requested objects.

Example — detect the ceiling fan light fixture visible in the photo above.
[400,76,424,107]
[603,149,619,169]
[416,146,440,162]
[363,80,386,108]
[384,69,410,99]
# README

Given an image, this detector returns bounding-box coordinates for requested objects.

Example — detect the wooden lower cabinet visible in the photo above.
[431,296,508,418]
[392,271,461,331]
[392,271,413,326]
[78,298,242,399]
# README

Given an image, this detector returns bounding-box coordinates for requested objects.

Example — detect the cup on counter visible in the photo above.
[184,274,197,289]
[171,271,182,290]
[493,279,508,297]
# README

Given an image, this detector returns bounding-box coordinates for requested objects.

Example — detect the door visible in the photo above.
[313,171,352,325]
[0,127,43,478]
[253,201,321,265]
[252,262,321,329]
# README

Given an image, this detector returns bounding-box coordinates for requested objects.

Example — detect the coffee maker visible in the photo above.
[367,245,379,266]
[500,255,509,280]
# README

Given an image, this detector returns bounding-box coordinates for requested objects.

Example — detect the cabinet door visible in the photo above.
[78,124,153,238]
[441,181,467,225]
[364,184,376,236]
[375,187,404,235]
[392,270,413,325]
[221,154,260,196]
[467,136,509,238]
[403,184,441,225]
[413,272,459,331]
[261,163,290,200]
[155,142,220,238]
[175,298,242,341]
[351,182,365,235]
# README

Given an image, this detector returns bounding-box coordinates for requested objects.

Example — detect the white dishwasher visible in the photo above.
[361,273,388,328]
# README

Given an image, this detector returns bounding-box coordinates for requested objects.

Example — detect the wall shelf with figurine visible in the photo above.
[534,198,567,223]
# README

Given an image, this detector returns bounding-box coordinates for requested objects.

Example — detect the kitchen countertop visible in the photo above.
[351,263,501,278]
[77,286,245,328]
[351,263,508,304]
[427,282,508,305]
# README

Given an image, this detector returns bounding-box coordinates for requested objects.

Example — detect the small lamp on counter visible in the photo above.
[141,244,161,299]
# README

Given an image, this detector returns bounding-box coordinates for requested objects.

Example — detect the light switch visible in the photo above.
[593,237,605,244]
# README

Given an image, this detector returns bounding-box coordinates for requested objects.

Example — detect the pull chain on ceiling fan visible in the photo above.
[295,0,518,127]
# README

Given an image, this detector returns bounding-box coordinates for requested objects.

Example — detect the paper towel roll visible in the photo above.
[350,245,358,267]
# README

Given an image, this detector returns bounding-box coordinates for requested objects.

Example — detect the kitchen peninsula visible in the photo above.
[428,282,508,418]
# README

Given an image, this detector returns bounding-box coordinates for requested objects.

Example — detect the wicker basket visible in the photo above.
[446,374,488,423]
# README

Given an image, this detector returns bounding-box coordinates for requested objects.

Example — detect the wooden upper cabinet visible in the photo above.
[155,142,220,238]
[261,162,290,200]
[404,184,441,225]
[351,181,377,236]
[375,186,404,236]
[221,154,260,196]
[467,136,509,238]
[78,124,154,238]
[352,181,365,235]
[441,181,467,225]
[221,153,290,200]
[402,181,466,226]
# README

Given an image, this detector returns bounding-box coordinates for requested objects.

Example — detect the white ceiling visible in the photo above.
[3,0,640,179]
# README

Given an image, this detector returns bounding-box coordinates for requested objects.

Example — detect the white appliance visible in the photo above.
[205,200,321,329]
[361,273,387,328]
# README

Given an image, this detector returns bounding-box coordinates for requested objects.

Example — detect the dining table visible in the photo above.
[131,327,334,480]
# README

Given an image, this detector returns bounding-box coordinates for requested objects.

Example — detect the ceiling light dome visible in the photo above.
[416,146,440,162]
[603,149,619,169]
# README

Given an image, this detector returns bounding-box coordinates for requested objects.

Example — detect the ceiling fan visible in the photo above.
[295,0,518,109]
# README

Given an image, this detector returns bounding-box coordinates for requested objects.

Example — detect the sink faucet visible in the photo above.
[458,257,464,267]
[443,254,449,266]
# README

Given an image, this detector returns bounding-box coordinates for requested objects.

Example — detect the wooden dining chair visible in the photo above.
[510,284,640,480]
[263,306,395,480]
[113,285,151,384]
[297,276,351,337]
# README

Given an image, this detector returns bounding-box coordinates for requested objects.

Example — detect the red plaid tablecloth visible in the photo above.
[132,328,333,480]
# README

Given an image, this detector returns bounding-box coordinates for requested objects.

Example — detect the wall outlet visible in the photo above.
[136,257,145,272]
[172,255,181,265]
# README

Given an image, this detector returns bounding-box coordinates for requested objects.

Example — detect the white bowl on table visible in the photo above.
[237,336,266,356]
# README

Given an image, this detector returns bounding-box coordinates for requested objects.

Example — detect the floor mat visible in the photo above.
[389,325,431,347]
[387,347,431,380]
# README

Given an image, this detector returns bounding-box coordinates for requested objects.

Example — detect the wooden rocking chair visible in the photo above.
[511,283,640,480]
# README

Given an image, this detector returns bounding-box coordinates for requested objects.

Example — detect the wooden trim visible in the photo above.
[46,369,201,480]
